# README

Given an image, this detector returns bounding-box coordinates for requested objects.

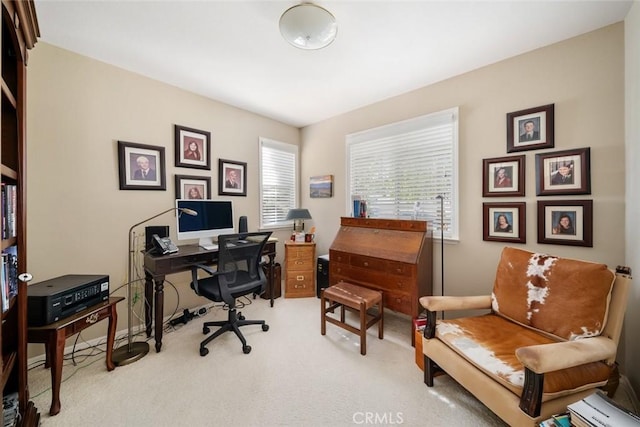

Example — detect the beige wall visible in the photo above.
[26,21,634,388]
[625,1,640,393]
[25,43,299,354]
[302,24,628,365]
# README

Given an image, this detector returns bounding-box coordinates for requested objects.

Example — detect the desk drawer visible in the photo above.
[285,271,315,297]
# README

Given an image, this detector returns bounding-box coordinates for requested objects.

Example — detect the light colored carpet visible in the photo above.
[27,296,636,426]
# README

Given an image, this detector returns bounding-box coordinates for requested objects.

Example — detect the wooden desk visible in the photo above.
[27,297,124,416]
[143,240,277,352]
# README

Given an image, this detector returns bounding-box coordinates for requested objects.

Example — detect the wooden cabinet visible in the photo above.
[329,217,433,342]
[1,1,39,425]
[284,242,315,298]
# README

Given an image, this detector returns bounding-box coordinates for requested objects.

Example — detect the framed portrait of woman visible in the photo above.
[482,202,526,244]
[482,155,525,197]
[175,175,211,200]
[174,124,211,170]
[537,200,593,247]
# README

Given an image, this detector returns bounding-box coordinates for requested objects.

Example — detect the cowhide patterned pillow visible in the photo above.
[491,247,614,341]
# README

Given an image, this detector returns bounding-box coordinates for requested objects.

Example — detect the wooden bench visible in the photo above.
[321,281,383,355]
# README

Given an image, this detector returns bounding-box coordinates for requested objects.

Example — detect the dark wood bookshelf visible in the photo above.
[0,1,39,425]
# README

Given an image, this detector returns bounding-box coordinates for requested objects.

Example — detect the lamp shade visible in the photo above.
[285,208,312,220]
[279,3,337,50]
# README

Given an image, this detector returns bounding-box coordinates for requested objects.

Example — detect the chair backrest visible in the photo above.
[216,231,272,302]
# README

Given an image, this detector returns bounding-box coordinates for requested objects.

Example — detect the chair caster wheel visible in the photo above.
[262,324,269,332]
[203,326,210,334]
[239,314,246,321]
[243,345,251,354]
[200,347,209,357]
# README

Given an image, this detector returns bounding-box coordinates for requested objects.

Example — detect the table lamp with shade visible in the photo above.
[285,208,312,232]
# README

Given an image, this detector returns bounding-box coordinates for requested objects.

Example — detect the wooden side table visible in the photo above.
[27,296,124,416]
[284,241,316,297]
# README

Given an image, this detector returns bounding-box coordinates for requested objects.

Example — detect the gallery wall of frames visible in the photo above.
[482,103,593,247]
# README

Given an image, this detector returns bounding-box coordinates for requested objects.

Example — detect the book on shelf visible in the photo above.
[567,390,640,427]
[0,246,18,313]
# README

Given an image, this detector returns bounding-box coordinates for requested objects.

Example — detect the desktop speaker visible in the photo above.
[145,225,169,251]
[238,216,248,233]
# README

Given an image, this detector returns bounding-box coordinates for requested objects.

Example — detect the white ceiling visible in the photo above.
[34,1,632,128]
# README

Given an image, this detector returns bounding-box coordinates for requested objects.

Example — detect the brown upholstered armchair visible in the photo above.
[419,247,631,426]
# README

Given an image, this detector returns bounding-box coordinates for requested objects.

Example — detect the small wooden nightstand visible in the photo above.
[284,241,316,297]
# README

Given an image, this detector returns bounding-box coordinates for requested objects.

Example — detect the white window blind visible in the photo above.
[259,137,298,229]
[346,107,459,239]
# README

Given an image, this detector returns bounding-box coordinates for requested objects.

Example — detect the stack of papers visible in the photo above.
[567,390,640,427]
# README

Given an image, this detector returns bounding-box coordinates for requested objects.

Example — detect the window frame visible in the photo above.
[259,137,299,230]
[345,107,459,240]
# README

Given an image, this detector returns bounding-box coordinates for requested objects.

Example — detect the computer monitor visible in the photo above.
[176,199,234,250]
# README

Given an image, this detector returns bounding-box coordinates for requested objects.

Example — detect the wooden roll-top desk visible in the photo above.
[329,217,433,344]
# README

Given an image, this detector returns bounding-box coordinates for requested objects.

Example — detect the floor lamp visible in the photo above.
[112,206,197,366]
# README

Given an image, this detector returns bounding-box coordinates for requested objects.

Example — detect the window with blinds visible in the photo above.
[259,137,298,229]
[346,107,459,240]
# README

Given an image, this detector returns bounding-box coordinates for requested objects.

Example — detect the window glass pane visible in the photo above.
[346,108,458,239]
[260,138,298,228]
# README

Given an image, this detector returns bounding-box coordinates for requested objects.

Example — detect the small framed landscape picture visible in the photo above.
[218,159,246,196]
[483,202,526,244]
[175,124,211,170]
[535,147,591,196]
[117,140,166,191]
[175,175,211,200]
[537,200,593,247]
[506,104,554,153]
[310,175,333,198]
[482,155,525,197]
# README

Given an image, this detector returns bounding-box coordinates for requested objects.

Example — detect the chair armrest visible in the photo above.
[516,336,617,374]
[419,295,492,312]
[190,263,219,294]
[192,263,217,275]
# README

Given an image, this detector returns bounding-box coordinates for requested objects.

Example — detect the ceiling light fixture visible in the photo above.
[279,3,337,50]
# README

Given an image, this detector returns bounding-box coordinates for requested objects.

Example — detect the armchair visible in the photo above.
[190,232,272,356]
[420,247,631,426]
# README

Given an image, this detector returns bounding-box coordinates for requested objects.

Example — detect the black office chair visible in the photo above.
[190,231,272,356]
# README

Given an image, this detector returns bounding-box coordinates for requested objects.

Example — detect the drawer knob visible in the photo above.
[363,261,369,267]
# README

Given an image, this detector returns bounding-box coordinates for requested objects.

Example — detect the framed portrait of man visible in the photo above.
[535,147,591,196]
[506,104,554,152]
[218,159,247,196]
[117,140,166,190]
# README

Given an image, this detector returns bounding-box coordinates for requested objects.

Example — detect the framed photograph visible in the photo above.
[218,159,246,196]
[482,155,525,197]
[483,202,526,244]
[537,200,593,247]
[535,147,591,196]
[310,175,334,198]
[175,124,211,170]
[117,140,166,190]
[506,104,554,152]
[175,174,211,200]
